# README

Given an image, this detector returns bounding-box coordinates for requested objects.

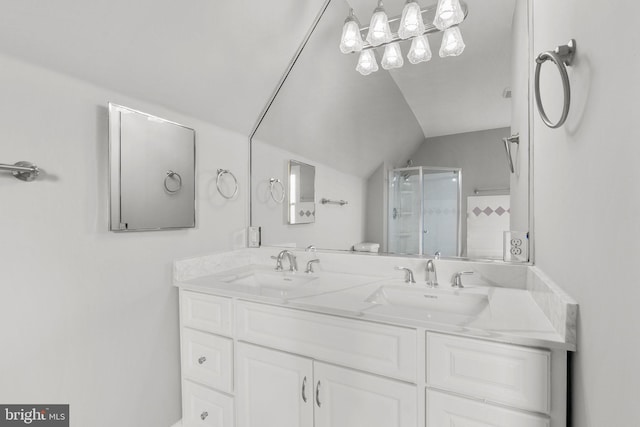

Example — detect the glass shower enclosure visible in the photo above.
[387,166,461,256]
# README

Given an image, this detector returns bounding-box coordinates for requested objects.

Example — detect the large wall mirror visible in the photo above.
[251,0,531,262]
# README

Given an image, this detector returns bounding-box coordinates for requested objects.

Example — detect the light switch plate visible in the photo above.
[248,226,261,248]
[503,231,529,262]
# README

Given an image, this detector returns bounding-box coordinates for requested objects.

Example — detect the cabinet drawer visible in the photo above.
[236,301,417,382]
[182,328,233,393]
[181,290,232,335]
[426,390,549,427]
[426,333,550,413]
[182,380,234,427]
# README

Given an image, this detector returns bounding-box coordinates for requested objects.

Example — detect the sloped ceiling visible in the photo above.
[0,0,328,135]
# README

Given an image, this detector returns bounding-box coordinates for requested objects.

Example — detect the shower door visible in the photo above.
[388,167,461,256]
[388,167,424,255]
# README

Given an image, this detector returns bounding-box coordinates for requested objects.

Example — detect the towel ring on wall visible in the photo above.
[216,169,238,199]
[534,39,576,129]
[269,178,285,204]
[164,170,183,193]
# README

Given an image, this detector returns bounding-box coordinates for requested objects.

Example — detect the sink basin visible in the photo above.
[225,270,316,289]
[364,285,489,318]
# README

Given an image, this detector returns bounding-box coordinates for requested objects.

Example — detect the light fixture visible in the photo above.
[366,1,393,46]
[382,42,404,70]
[340,0,468,74]
[356,50,379,75]
[339,8,364,54]
[407,35,432,64]
[398,0,425,39]
[433,0,465,30]
[439,26,465,57]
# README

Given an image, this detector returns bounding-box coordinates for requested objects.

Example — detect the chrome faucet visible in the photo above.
[451,271,473,288]
[274,250,298,272]
[305,259,320,274]
[425,259,438,287]
[395,266,416,284]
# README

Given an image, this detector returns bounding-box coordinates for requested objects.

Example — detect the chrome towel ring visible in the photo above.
[269,178,285,203]
[216,169,238,199]
[534,39,576,129]
[164,170,183,193]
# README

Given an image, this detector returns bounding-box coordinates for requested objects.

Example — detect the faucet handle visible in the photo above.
[395,266,416,284]
[451,271,473,288]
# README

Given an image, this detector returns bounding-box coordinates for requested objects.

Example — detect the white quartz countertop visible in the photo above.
[175,263,575,351]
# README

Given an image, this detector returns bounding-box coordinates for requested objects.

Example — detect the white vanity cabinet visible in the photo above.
[178,289,567,427]
[236,342,417,427]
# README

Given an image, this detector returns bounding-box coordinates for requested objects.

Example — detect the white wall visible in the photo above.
[0,53,248,427]
[532,1,640,425]
[252,139,366,250]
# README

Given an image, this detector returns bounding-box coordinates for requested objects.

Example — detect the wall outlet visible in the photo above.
[503,231,529,262]
[248,226,261,248]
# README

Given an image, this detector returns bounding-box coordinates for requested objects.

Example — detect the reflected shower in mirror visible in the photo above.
[251,0,531,261]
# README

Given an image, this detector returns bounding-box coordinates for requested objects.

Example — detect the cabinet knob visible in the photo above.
[200,411,208,420]
[198,356,207,365]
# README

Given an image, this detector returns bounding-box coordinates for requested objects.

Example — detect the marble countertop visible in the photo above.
[175,262,575,351]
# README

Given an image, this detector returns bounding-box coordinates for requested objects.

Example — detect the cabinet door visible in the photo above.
[314,362,417,427]
[236,343,313,427]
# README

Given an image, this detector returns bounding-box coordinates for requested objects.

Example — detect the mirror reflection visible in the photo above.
[251,0,530,261]
[288,160,316,225]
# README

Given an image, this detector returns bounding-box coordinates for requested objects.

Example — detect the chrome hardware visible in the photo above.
[269,178,285,203]
[395,266,416,284]
[502,134,520,173]
[425,260,438,288]
[164,170,183,193]
[434,251,441,259]
[305,259,320,274]
[302,376,308,403]
[216,168,239,199]
[198,356,206,365]
[320,198,348,206]
[535,39,576,129]
[275,250,298,272]
[451,271,473,288]
[315,381,322,407]
[200,412,208,420]
[306,245,316,252]
[0,161,40,182]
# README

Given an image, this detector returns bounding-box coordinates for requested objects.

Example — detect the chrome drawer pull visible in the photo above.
[200,411,208,420]
[198,356,207,365]
[315,381,322,407]
[302,376,308,403]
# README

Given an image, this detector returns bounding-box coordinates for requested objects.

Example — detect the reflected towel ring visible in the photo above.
[269,178,285,204]
[534,39,576,129]
[216,169,238,199]
[164,170,183,193]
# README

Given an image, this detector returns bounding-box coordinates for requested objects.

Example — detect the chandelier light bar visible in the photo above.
[339,0,468,75]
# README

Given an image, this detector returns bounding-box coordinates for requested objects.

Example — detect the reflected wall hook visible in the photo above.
[535,39,576,128]
[502,134,519,173]
[0,161,40,181]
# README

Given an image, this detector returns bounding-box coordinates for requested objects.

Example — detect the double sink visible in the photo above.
[191,265,492,324]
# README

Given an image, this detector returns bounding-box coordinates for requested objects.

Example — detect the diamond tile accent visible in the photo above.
[299,210,305,217]
[472,207,482,216]
[495,207,506,216]
[482,207,494,215]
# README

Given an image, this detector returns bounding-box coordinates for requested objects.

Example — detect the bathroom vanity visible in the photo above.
[174,248,576,427]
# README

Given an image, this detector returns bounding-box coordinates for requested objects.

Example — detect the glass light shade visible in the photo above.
[356,50,379,75]
[339,9,364,54]
[408,35,432,64]
[439,26,465,57]
[433,0,465,30]
[366,2,392,46]
[382,42,404,70]
[398,1,425,39]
